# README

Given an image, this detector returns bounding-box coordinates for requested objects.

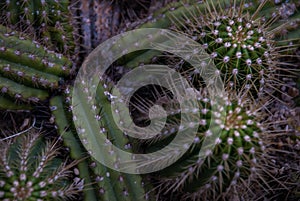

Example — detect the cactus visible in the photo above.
[0,25,72,105]
[0,128,83,200]
[121,0,300,99]
[123,85,267,200]
[0,0,78,55]
[0,1,297,201]
[50,89,152,201]
[175,3,278,95]
[49,95,98,201]
[0,96,32,110]
[79,0,299,200]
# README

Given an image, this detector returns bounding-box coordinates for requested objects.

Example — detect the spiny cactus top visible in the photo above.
[172,2,279,98]
[133,91,267,200]
[124,0,299,101]
[0,129,83,201]
[191,15,271,91]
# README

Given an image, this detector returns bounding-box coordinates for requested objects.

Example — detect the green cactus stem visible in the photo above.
[49,95,98,201]
[0,59,62,90]
[0,26,72,77]
[0,75,49,102]
[51,89,152,201]
[0,96,32,110]
[69,77,152,201]
[0,25,73,104]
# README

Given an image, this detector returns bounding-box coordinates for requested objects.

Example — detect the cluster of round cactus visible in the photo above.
[0,0,298,201]
[125,1,300,200]
[0,129,83,200]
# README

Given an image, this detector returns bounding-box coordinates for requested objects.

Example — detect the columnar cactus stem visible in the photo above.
[49,96,98,201]
[69,81,151,201]
[0,96,32,110]
[0,26,72,77]
[0,75,49,102]
[51,88,152,201]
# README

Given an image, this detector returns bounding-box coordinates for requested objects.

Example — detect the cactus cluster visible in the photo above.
[0,0,299,201]
[133,0,300,98]
[0,129,83,200]
[122,79,269,200]
[105,0,299,200]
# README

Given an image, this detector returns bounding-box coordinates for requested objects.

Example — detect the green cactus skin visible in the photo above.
[68,81,153,201]
[0,96,32,110]
[49,96,98,201]
[0,25,73,104]
[51,89,152,201]
[0,128,83,200]
[0,26,72,77]
[0,75,49,102]
[0,0,77,55]
[0,59,61,90]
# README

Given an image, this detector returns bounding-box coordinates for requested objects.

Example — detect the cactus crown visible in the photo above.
[0,129,83,200]
[170,1,287,98]
[134,90,267,200]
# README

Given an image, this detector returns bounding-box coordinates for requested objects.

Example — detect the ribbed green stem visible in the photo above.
[0,75,48,102]
[70,79,151,200]
[0,96,32,110]
[49,96,98,201]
